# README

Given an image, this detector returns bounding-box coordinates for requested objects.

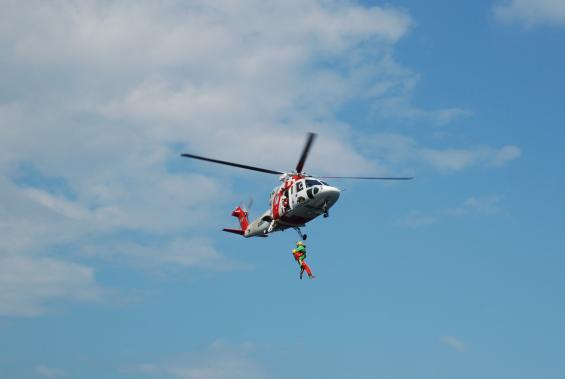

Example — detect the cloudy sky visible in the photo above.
[1,0,564,378]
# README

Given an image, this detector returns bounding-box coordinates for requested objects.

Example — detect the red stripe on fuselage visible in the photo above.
[273,177,304,221]
[272,190,281,220]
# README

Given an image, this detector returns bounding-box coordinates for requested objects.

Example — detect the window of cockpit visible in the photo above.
[305,179,322,188]
[295,181,304,192]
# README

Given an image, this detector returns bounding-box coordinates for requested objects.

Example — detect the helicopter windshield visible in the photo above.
[305,179,323,188]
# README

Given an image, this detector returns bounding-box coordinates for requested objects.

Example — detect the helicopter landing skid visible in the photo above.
[293,227,307,241]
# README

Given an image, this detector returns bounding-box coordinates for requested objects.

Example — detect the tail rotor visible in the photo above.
[246,197,253,214]
[238,197,253,215]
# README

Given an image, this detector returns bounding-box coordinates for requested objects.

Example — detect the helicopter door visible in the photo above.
[272,189,281,219]
[288,185,295,209]
[282,189,290,213]
[293,180,306,206]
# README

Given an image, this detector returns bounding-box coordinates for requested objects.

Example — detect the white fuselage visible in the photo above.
[243,177,340,237]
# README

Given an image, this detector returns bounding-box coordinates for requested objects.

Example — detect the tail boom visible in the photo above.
[222,206,270,238]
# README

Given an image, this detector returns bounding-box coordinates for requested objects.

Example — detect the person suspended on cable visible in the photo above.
[292,241,315,279]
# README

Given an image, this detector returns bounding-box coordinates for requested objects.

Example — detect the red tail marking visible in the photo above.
[231,206,249,232]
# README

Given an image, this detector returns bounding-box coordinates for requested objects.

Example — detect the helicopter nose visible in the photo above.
[319,185,340,205]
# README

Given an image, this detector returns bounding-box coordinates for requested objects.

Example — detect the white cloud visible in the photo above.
[395,211,437,228]
[0,0,417,181]
[397,195,503,228]
[378,97,472,126]
[448,195,502,215]
[132,341,269,379]
[0,172,223,256]
[0,1,415,270]
[0,171,244,316]
[494,0,565,27]
[440,335,469,352]
[34,365,66,378]
[0,255,102,316]
[362,133,521,173]
[2,1,411,68]
[420,145,521,171]
[365,63,472,126]
[81,238,250,272]
[491,145,522,167]
[24,188,90,220]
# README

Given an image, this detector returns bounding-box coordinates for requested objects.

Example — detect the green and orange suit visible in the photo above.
[292,245,314,279]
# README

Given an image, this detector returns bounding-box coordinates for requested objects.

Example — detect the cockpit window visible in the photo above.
[305,179,322,188]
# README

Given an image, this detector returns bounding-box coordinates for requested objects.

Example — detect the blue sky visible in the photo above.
[1,1,564,378]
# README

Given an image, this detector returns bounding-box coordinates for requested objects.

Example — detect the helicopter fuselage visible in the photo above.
[243,175,340,237]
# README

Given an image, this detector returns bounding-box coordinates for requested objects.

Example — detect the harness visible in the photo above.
[293,245,307,264]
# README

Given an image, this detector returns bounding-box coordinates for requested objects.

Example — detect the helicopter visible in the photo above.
[181,133,412,240]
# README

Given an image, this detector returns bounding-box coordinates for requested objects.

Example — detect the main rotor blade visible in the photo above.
[181,153,284,175]
[318,176,413,180]
[295,132,317,174]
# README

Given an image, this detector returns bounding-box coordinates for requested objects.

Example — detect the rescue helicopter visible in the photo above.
[181,133,412,240]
